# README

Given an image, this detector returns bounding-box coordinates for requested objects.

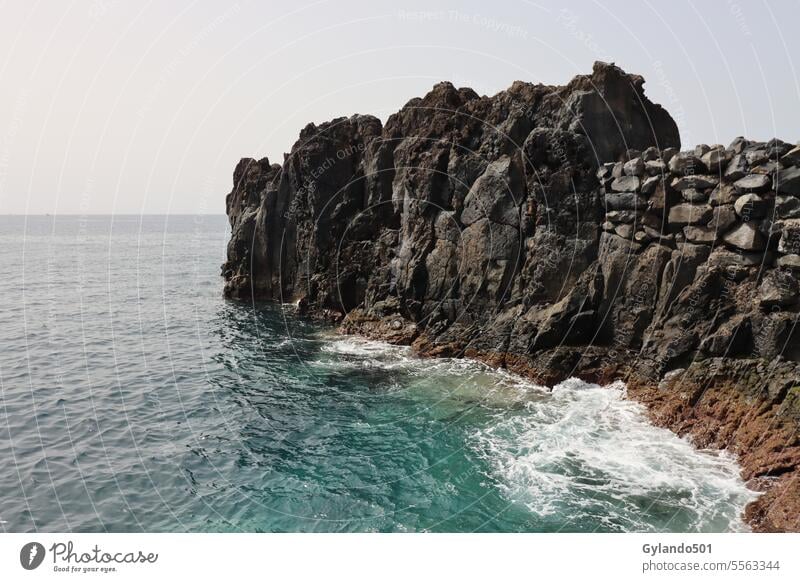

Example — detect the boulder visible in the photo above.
[683,225,718,244]
[606,210,640,224]
[723,222,766,251]
[778,219,800,255]
[780,146,800,166]
[641,175,661,195]
[614,223,634,239]
[642,225,668,240]
[682,188,709,203]
[694,144,711,157]
[709,183,738,206]
[733,193,768,219]
[668,203,713,226]
[775,195,800,219]
[766,138,793,158]
[649,180,679,212]
[707,247,766,269]
[734,174,771,193]
[776,166,800,196]
[729,136,748,153]
[724,154,748,181]
[644,159,667,175]
[596,162,615,186]
[708,205,737,232]
[671,175,718,190]
[701,148,730,171]
[623,157,645,177]
[758,270,799,309]
[777,254,800,270]
[610,175,641,192]
[661,147,678,162]
[669,152,707,176]
[745,149,769,167]
[642,146,660,161]
[605,192,647,210]
[751,160,782,177]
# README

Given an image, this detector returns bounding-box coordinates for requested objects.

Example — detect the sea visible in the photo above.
[0,215,757,532]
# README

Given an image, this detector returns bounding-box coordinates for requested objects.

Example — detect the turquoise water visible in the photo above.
[0,215,756,532]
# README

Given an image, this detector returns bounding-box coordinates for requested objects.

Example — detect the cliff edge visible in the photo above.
[222,62,800,531]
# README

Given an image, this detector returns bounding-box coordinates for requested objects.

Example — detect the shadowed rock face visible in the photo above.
[222,61,679,313]
[222,61,800,532]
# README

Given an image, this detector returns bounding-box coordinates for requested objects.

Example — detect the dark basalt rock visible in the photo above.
[222,62,800,531]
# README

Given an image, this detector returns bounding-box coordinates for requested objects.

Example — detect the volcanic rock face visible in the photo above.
[223,62,800,531]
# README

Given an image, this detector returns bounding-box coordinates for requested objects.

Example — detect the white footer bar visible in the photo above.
[1,533,798,581]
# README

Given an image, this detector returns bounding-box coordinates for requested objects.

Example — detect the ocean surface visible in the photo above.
[0,215,757,532]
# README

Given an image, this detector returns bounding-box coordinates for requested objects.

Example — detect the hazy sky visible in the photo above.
[1,0,799,215]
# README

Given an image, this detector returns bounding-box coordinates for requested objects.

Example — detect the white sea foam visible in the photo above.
[320,335,758,532]
[472,378,759,532]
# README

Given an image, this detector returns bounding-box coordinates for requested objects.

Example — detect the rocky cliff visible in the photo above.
[222,62,800,532]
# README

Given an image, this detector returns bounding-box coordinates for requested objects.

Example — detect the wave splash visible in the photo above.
[322,336,757,532]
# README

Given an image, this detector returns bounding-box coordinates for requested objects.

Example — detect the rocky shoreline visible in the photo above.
[222,62,800,531]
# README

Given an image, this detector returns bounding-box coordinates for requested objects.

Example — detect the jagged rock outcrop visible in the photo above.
[222,62,800,532]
